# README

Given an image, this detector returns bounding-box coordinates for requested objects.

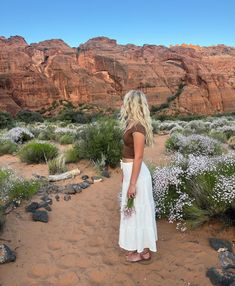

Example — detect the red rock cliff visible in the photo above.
[1,35,235,115]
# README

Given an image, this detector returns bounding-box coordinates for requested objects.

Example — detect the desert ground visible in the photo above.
[0,135,234,286]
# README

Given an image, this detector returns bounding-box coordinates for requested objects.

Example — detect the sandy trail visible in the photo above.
[0,135,234,286]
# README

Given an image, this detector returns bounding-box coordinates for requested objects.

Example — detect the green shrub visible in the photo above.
[74,119,122,167]
[8,179,40,201]
[65,147,80,163]
[16,110,44,123]
[0,139,18,155]
[19,141,58,163]
[48,155,67,175]
[0,111,14,129]
[57,108,91,123]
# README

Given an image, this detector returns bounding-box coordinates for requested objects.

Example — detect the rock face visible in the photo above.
[1,35,235,115]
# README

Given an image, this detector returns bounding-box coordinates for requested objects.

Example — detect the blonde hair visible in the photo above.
[119,90,154,146]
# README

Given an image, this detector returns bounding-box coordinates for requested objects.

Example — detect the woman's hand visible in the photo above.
[127,184,136,199]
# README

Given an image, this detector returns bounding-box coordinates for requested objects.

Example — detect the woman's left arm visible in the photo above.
[127,132,145,199]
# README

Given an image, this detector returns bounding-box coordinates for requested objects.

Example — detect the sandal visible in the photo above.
[125,250,137,258]
[126,249,152,264]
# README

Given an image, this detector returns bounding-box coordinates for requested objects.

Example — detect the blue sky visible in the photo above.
[1,0,234,47]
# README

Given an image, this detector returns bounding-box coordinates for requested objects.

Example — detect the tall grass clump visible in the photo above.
[65,147,80,163]
[48,155,67,175]
[19,141,58,163]
[74,119,122,167]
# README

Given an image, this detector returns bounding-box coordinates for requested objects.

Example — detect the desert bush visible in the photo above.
[209,130,227,143]
[210,117,230,129]
[4,127,34,144]
[57,134,76,145]
[184,120,210,134]
[37,126,56,141]
[0,111,14,129]
[0,139,18,155]
[19,141,58,163]
[169,125,184,135]
[152,153,235,228]
[151,120,160,134]
[57,108,91,123]
[48,155,67,175]
[165,133,225,156]
[217,125,235,140]
[16,110,44,123]
[159,121,179,132]
[74,119,122,167]
[53,127,77,144]
[228,136,235,149]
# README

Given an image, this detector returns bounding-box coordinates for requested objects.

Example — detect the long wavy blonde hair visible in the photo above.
[119,90,154,146]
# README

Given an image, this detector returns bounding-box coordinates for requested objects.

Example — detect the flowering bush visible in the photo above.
[165,133,225,156]
[152,153,235,228]
[0,168,41,230]
[3,127,34,144]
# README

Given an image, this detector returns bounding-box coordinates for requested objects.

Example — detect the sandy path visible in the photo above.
[0,135,234,286]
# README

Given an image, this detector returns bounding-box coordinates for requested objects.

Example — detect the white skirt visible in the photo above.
[118,160,158,253]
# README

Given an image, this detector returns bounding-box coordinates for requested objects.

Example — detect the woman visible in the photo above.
[118,89,158,263]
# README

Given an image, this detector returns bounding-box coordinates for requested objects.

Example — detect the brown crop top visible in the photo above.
[122,122,146,159]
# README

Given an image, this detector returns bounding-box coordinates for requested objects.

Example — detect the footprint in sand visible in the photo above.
[47,240,67,251]
[28,263,58,279]
[54,271,79,286]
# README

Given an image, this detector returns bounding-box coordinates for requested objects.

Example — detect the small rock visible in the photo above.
[209,238,233,252]
[55,194,60,201]
[32,210,48,223]
[206,267,235,286]
[101,169,110,178]
[44,205,52,212]
[63,188,76,195]
[91,176,103,183]
[219,250,235,270]
[45,198,53,205]
[79,181,90,189]
[38,201,49,208]
[64,194,71,201]
[32,173,46,180]
[63,184,83,194]
[0,244,16,263]
[82,175,89,180]
[25,202,39,213]
[40,195,49,201]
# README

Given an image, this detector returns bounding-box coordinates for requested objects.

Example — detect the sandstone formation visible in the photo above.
[1,35,235,115]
